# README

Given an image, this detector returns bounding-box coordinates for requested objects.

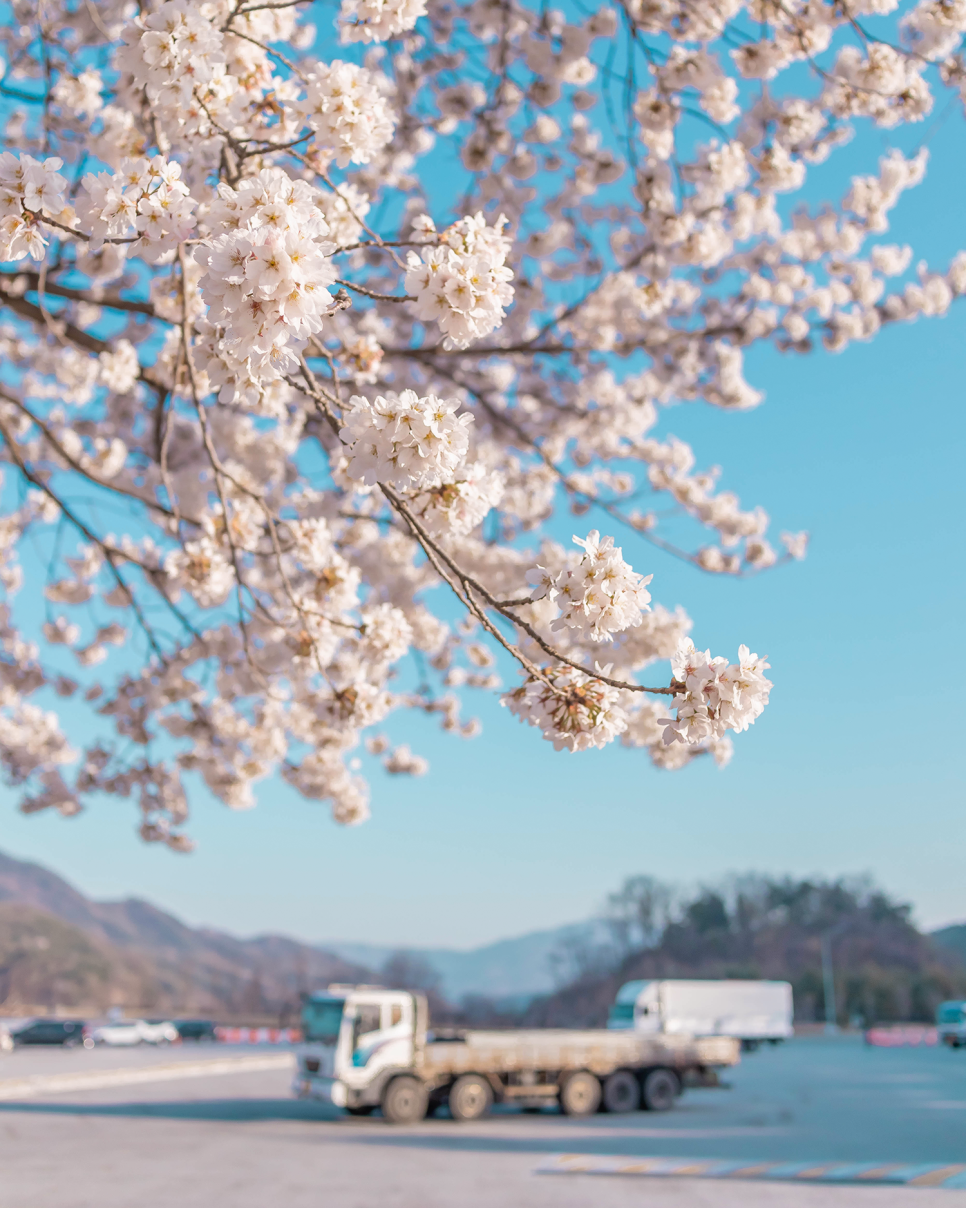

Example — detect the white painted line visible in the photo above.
[0,1053,295,1100]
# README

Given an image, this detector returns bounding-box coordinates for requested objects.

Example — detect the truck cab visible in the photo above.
[295,985,425,1113]
[607,980,661,1033]
[937,1000,966,1048]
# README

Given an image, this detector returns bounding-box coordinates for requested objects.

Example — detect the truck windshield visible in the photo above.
[608,1003,635,1025]
[302,998,345,1043]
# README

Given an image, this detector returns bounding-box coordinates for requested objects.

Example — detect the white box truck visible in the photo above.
[607,979,793,1049]
[293,984,740,1123]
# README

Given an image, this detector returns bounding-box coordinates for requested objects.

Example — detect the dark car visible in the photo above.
[173,1019,218,1042]
[12,1019,86,1047]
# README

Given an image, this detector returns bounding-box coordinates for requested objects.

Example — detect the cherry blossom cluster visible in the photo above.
[77,156,196,263]
[405,214,515,348]
[529,531,653,643]
[195,169,337,387]
[340,0,428,43]
[409,464,506,536]
[503,664,628,752]
[660,643,773,748]
[0,0,963,848]
[340,390,474,488]
[117,0,225,115]
[299,60,396,167]
[0,154,67,262]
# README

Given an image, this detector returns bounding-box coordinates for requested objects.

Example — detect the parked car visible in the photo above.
[11,1019,86,1047]
[173,1019,218,1042]
[84,1019,179,1047]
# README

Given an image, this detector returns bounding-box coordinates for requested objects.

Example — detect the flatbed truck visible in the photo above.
[293,984,740,1123]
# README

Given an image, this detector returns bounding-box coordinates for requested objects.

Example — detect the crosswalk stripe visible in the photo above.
[537,1153,966,1187]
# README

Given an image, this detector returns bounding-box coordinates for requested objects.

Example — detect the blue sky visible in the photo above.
[1,55,964,950]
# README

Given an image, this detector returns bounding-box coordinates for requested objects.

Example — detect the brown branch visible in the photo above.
[0,388,184,522]
[3,271,161,319]
[0,411,167,658]
[335,278,415,303]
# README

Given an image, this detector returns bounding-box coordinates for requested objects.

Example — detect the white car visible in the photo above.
[84,1019,179,1047]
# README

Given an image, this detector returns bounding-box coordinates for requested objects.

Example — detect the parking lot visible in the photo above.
[2,1034,966,1207]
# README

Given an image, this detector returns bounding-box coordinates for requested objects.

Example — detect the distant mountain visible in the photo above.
[0,848,620,1014]
[0,850,366,1017]
[324,918,614,1000]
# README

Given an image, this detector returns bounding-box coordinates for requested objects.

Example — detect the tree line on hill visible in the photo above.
[517,874,966,1028]
[382,873,966,1029]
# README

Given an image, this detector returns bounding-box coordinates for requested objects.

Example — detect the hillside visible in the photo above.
[0,902,158,1010]
[0,851,366,1017]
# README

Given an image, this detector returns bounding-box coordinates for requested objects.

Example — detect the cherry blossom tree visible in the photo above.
[0,0,959,847]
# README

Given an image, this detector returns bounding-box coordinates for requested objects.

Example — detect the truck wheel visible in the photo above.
[381,1077,429,1125]
[448,1075,493,1122]
[603,1070,640,1113]
[559,1071,601,1116]
[345,1105,374,1116]
[642,1068,679,1112]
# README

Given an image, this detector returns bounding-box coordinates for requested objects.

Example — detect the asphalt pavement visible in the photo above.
[2,1033,966,1207]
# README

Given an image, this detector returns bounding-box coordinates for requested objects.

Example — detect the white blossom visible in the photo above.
[300,60,396,167]
[383,743,429,774]
[117,0,225,115]
[98,340,140,393]
[534,530,653,642]
[340,0,427,42]
[503,664,628,751]
[195,168,337,392]
[340,390,473,488]
[404,213,515,348]
[0,153,67,262]
[660,642,772,747]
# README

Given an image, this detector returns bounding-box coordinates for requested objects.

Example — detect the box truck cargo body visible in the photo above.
[608,979,793,1045]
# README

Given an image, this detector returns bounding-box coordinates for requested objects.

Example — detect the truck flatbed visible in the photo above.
[422,1029,739,1078]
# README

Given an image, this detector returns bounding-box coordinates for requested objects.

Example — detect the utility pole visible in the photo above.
[821,931,838,1034]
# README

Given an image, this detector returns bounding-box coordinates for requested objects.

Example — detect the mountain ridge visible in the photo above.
[0,850,366,1015]
[0,849,610,1000]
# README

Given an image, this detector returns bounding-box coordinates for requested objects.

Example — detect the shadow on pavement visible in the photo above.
[0,1098,337,1122]
[0,1099,788,1160]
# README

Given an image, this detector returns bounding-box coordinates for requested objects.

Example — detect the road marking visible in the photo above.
[909,1167,966,1188]
[537,1153,966,1188]
[0,1053,295,1100]
[852,1165,905,1180]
